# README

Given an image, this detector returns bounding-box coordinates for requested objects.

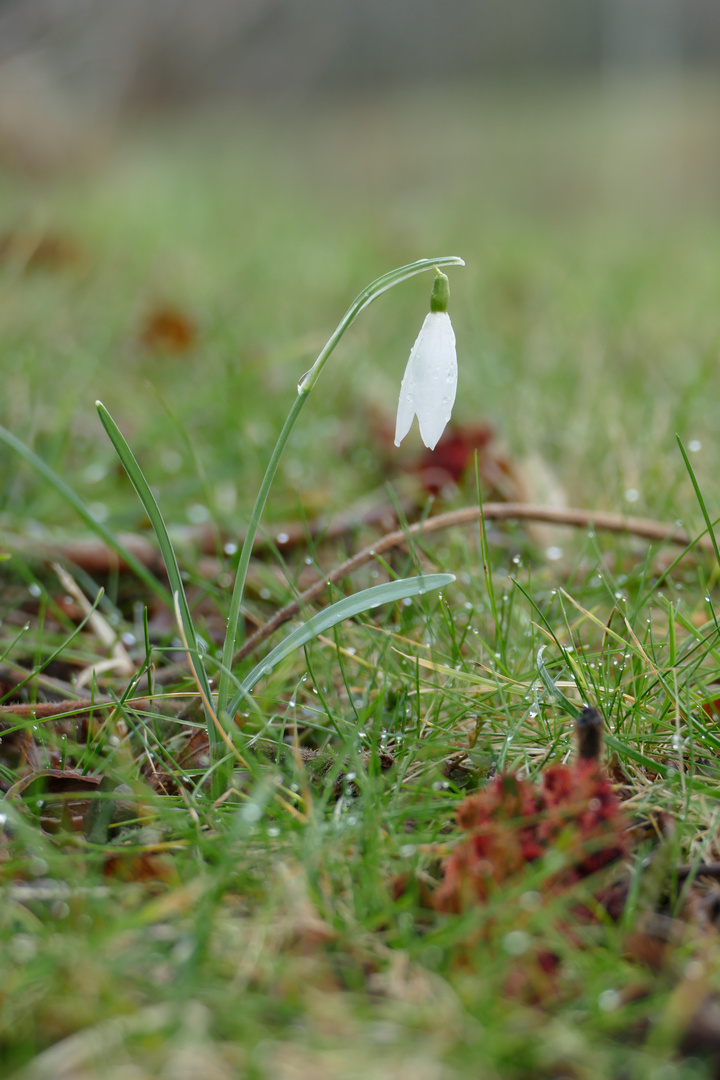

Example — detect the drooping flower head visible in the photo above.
[395,270,457,451]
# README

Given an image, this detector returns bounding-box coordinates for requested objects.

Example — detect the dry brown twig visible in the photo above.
[235,502,713,662]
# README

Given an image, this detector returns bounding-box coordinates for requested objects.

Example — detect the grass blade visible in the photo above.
[676,434,720,570]
[95,402,220,756]
[536,644,582,718]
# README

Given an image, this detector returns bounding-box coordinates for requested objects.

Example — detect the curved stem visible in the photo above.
[215,255,464,722]
[298,256,464,394]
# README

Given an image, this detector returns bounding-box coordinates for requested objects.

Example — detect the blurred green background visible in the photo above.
[1,1,720,537]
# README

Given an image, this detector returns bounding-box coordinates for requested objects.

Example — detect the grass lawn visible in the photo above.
[3,76,720,1077]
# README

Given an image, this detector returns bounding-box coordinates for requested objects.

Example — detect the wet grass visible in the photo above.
[3,77,720,1077]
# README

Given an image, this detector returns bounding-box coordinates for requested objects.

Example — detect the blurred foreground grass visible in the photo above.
[2,78,720,1078]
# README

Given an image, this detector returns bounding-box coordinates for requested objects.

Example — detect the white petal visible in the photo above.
[394,311,456,450]
[394,351,418,447]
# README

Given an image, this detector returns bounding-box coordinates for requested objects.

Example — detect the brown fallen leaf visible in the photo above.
[405,422,522,500]
[0,229,84,271]
[139,304,197,352]
[102,850,177,885]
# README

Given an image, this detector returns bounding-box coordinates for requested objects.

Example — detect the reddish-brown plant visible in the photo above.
[434,757,629,914]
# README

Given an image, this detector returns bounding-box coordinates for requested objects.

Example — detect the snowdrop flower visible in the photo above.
[395,270,457,450]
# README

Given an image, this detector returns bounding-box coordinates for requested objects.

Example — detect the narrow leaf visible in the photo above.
[677,434,720,570]
[228,573,454,715]
[95,402,218,744]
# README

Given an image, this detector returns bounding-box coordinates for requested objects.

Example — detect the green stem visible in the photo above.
[298,256,464,394]
[217,392,307,722]
[216,254,464,722]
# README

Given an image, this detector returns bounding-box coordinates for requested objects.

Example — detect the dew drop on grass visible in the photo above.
[503,930,531,956]
[89,502,109,522]
[598,989,621,1013]
[520,890,541,910]
[186,503,210,524]
[160,450,182,473]
[276,533,289,545]
[223,542,237,556]
[240,802,262,824]
[83,462,107,484]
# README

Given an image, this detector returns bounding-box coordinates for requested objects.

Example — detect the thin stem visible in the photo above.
[217,393,306,720]
[298,256,464,394]
[215,255,464,722]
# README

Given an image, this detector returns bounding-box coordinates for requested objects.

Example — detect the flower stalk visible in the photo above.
[215,255,464,725]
